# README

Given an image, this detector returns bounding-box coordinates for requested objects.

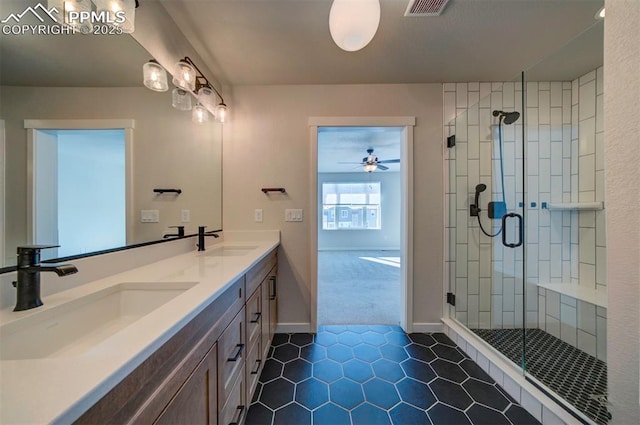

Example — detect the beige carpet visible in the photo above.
[317,250,401,325]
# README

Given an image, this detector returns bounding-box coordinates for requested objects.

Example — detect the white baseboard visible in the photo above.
[275,323,312,333]
[276,322,444,334]
[412,323,445,333]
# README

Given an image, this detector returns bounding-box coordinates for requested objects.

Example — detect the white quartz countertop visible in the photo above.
[0,232,280,424]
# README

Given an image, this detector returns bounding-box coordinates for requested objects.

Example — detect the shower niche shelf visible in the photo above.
[547,202,604,211]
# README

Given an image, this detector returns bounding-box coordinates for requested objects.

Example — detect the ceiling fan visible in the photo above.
[339,148,400,173]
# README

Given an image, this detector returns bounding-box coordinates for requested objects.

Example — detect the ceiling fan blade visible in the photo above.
[338,161,365,164]
[377,159,400,164]
[377,164,389,170]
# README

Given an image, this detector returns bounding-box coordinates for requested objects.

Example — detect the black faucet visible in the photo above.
[163,225,185,238]
[197,226,219,251]
[12,245,78,311]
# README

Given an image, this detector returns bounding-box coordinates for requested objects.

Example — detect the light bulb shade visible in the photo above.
[172,88,192,111]
[48,0,92,33]
[197,87,217,113]
[93,0,136,33]
[143,60,168,92]
[172,60,196,92]
[215,103,228,123]
[329,0,380,52]
[192,104,210,124]
[363,163,377,173]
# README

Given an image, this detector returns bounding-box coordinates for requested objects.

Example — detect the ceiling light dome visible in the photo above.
[329,0,380,52]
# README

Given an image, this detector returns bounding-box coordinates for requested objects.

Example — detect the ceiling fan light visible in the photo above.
[143,59,168,92]
[329,0,380,52]
[172,60,196,92]
[363,163,378,173]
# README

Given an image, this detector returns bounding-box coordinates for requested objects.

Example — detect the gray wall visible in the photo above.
[318,172,400,251]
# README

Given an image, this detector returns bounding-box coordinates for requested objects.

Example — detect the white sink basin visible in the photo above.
[205,245,258,257]
[0,281,196,360]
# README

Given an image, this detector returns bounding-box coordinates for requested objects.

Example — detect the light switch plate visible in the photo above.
[254,209,263,223]
[141,209,160,223]
[285,209,303,222]
[181,209,190,223]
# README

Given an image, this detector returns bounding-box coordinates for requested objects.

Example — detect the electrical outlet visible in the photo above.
[181,209,190,223]
[254,209,263,223]
[285,209,303,222]
[141,210,160,223]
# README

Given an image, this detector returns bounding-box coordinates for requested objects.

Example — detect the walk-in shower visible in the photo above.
[444,20,608,425]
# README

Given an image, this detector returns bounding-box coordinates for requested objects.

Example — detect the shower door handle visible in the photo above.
[501,213,523,248]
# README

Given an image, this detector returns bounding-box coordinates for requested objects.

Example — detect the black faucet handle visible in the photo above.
[17,245,60,253]
[17,245,61,266]
[169,226,185,237]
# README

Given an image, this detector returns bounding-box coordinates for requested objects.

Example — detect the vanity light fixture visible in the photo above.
[329,0,381,52]
[93,0,136,33]
[215,103,228,123]
[174,57,228,123]
[171,88,192,111]
[50,0,138,33]
[172,59,196,92]
[143,59,169,92]
[192,104,210,123]
[144,56,228,123]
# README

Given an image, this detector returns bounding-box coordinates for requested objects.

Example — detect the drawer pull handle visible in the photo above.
[251,359,262,374]
[269,276,277,300]
[228,405,245,425]
[250,312,262,323]
[228,344,244,362]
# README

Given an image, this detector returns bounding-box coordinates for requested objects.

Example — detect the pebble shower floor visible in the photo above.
[245,325,541,424]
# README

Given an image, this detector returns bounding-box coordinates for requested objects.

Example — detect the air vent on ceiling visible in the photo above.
[404,0,450,16]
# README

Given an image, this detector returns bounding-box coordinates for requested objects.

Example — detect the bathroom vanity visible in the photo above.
[0,232,279,424]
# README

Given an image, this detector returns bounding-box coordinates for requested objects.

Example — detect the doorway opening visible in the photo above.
[310,117,415,333]
[317,127,402,326]
[30,127,127,260]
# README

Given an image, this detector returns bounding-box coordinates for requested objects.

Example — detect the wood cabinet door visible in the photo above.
[218,308,246,408]
[261,280,271,359]
[246,287,262,349]
[154,343,218,425]
[268,273,278,340]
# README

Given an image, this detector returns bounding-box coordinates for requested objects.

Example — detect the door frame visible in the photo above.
[25,119,135,245]
[309,116,416,333]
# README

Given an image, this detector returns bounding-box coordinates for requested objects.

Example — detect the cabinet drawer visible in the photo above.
[219,371,246,425]
[245,338,261,404]
[246,288,261,350]
[218,308,245,407]
[245,250,276,297]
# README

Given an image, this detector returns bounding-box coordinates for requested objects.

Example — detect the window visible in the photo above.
[322,182,381,230]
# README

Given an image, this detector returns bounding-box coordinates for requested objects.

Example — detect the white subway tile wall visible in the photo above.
[443,68,606,361]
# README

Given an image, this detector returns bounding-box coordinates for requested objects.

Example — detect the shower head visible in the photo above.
[492,110,521,125]
[475,183,487,192]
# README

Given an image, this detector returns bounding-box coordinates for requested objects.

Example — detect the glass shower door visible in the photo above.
[444,74,526,367]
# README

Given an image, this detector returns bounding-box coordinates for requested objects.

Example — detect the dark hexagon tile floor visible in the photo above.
[245,326,541,425]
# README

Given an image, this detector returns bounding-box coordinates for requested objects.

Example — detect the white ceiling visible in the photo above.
[0,0,604,88]
[161,0,604,86]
